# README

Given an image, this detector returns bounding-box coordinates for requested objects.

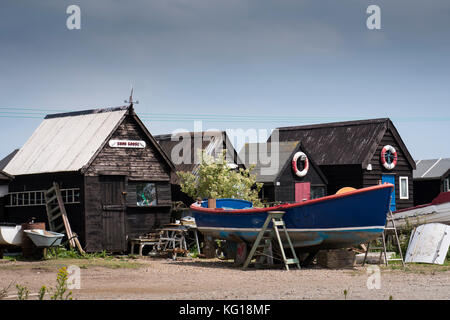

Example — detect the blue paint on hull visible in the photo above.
[192,185,392,250]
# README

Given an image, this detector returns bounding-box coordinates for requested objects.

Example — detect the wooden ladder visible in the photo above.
[45,182,85,254]
[363,209,404,267]
[243,211,300,270]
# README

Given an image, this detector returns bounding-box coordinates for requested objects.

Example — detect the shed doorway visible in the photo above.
[100,176,127,252]
[295,182,311,202]
[382,174,396,212]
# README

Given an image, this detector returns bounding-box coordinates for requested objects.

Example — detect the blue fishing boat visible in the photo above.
[191,184,393,251]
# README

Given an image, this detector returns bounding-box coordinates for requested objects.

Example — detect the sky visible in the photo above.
[0,0,449,161]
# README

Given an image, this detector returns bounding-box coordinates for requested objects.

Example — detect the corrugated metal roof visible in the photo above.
[4,106,128,175]
[239,141,300,183]
[413,158,450,180]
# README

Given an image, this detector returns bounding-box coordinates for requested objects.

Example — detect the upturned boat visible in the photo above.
[0,223,23,247]
[191,184,393,251]
[393,191,450,229]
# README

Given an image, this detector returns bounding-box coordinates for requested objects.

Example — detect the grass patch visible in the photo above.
[381,260,450,274]
[45,248,113,260]
[0,253,145,271]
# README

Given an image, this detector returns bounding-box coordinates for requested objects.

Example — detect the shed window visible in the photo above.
[311,186,326,199]
[136,183,157,206]
[399,177,409,200]
[5,188,80,207]
[444,178,450,193]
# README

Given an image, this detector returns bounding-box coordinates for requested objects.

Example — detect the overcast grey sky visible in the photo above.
[0,0,449,160]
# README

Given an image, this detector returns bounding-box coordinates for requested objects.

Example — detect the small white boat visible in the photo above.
[405,223,450,265]
[24,229,64,248]
[0,223,23,246]
[393,192,450,229]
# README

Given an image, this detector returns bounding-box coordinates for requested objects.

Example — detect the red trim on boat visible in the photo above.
[190,183,394,213]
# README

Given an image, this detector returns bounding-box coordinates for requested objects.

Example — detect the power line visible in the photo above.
[0,108,448,123]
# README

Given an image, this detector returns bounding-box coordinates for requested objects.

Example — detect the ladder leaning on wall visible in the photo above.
[44,182,85,254]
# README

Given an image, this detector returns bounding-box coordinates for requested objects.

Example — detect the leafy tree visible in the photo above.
[178,150,263,207]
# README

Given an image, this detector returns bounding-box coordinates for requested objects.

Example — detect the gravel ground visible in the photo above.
[0,257,449,300]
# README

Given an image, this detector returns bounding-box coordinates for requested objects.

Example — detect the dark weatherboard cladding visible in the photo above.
[273,118,416,211]
[2,104,175,252]
[239,141,328,204]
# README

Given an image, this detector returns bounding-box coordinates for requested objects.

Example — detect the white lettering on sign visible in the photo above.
[109,140,146,148]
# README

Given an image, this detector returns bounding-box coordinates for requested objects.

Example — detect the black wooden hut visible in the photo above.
[413,158,450,205]
[2,105,175,252]
[239,141,328,204]
[0,171,13,221]
[154,131,243,205]
[272,118,416,211]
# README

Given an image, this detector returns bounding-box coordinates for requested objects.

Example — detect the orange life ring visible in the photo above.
[381,145,398,170]
[292,152,309,177]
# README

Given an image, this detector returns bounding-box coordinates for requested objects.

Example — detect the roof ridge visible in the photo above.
[277,118,389,131]
[45,105,129,119]
[154,131,225,140]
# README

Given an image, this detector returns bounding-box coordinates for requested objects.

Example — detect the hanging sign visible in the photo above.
[109,139,146,148]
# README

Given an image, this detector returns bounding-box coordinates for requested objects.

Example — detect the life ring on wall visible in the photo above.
[292,152,309,177]
[380,145,398,170]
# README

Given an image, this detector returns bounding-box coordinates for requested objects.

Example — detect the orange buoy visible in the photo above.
[336,187,356,195]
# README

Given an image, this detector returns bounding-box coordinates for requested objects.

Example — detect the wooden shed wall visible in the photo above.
[275,158,327,203]
[5,172,85,244]
[364,129,414,210]
[85,116,172,181]
[83,115,173,252]
[320,165,363,195]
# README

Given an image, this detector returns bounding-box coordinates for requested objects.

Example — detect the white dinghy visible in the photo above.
[0,223,23,246]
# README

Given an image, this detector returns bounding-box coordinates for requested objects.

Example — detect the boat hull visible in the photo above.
[192,185,393,250]
[393,192,450,229]
[0,223,23,247]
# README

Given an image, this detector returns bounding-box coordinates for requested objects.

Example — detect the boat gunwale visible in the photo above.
[190,183,394,214]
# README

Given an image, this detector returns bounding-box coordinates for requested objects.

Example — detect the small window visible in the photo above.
[444,178,450,192]
[136,183,157,206]
[311,186,326,199]
[399,177,409,199]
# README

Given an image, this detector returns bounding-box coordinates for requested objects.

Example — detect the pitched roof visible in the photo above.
[238,141,327,184]
[154,131,243,175]
[3,105,175,176]
[0,149,19,171]
[274,118,416,169]
[414,158,450,180]
[4,106,129,175]
[239,141,298,182]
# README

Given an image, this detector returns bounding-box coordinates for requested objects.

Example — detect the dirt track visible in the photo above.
[1,257,449,300]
